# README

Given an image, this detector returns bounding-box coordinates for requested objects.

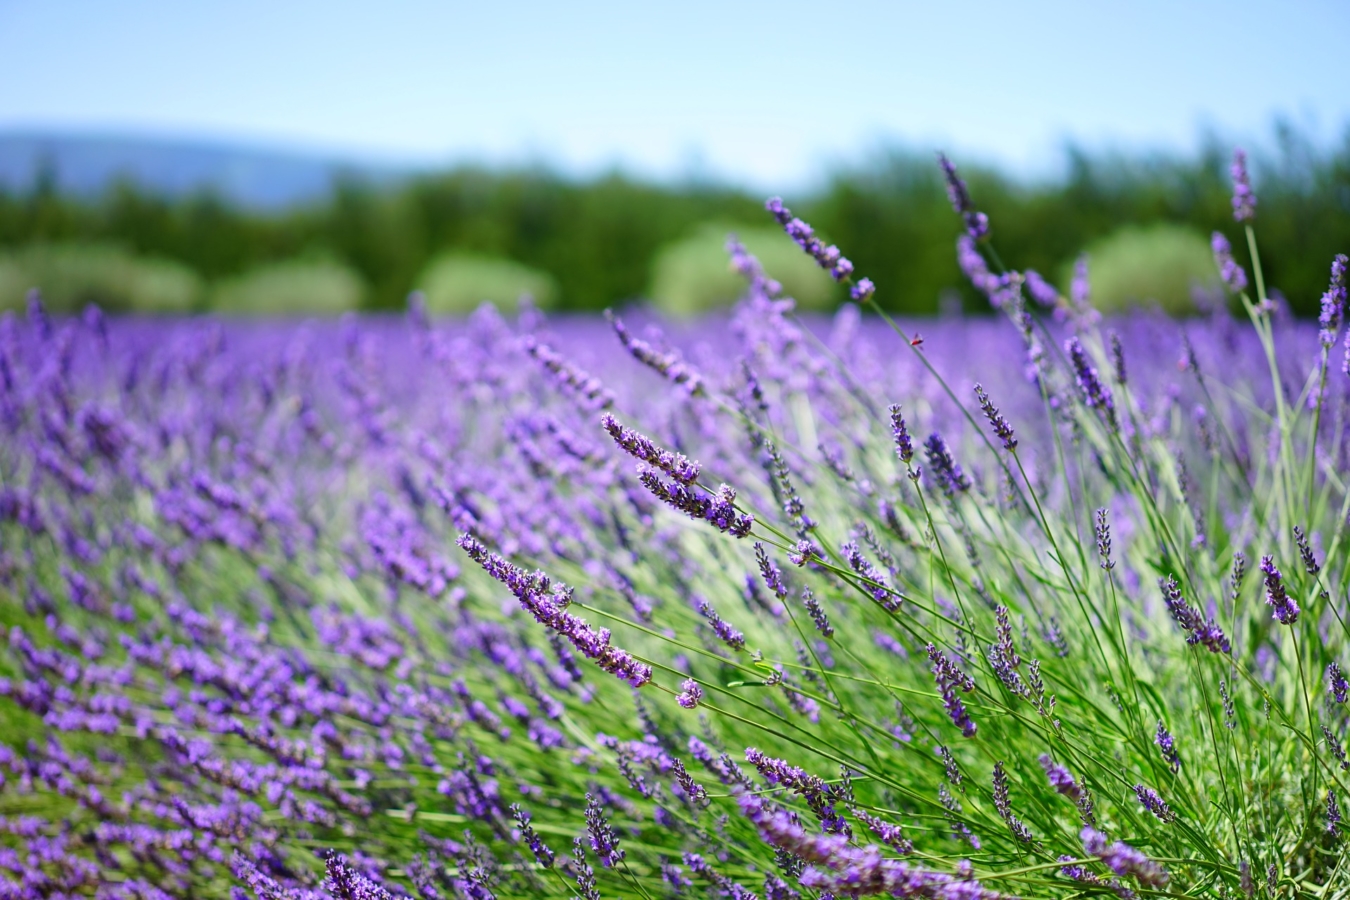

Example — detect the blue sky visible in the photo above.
[2,0,1347,189]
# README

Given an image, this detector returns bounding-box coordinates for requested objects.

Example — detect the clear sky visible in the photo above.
[2,0,1346,189]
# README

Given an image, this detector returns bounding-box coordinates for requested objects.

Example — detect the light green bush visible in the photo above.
[1065,223,1218,316]
[210,258,365,316]
[414,254,558,315]
[0,243,202,314]
[648,223,839,317]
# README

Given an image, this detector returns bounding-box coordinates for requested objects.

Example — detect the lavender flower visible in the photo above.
[737,792,1002,899]
[676,678,703,710]
[1212,232,1249,294]
[801,589,834,638]
[1155,722,1180,773]
[606,310,704,395]
[1330,663,1349,704]
[744,748,848,834]
[922,432,971,496]
[325,854,395,900]
[842,540,899,611]
[1158,575,1230,653]
[1109,331,1127,385]
[764,197,856,281]
[1231,148,1257,222]
[1038,754,1083,802]
[850,277,876,303]
[927,644,977,737]
[1294,526,1320,576]
[754,542,788,601]
[788,539,820,567]
[584,793,625,867]
[1023,270,1059,307]
[888,404,916,466]
[510,804,555,867]
[973,384,1016,451]
[638,469,753,538]
[601,413,700,483]
[1065,337,1118,430]
[937,153,990,240]
[570,836,600,900]
[1259,555,1299,625]
[458,535,653,687]
[1330,789,1342,834]
[992,762,1033,843]
[1133,784,1175,823]
[1319,255,1348,348]
[1080,827,1169,888]
[1094,508,1114,571]
[522,337,615,409]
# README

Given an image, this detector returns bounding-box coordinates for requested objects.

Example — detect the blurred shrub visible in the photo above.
[414,254,558,315]
[0,242,201,313]
[648,224,838,316]
[210,257,365,316]
[1064,223,1218,316]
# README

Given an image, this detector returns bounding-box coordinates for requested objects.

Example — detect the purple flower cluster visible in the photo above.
[458,535,653,687]
[1080,827,1169,888]
[927,644,977,737]
[1133,784,1176,823]
[1065,337,1118,431]
[1158,575,1230,653]
[922,432,971,497]
[1212,232,1249,294]
[937,153,990,241]
[1259,555,1300,625]
[1231,148,1257,223]
[765,197,856,282]
[601,412,701,483]
[974,384,1017,452]
[737,792,1005,899]
[744,748,848,834]
[1319,254,1347,348]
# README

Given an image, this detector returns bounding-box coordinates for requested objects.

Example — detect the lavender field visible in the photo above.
[2,157,1350,899]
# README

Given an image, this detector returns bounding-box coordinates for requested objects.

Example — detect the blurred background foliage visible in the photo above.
[0,126,1347,316]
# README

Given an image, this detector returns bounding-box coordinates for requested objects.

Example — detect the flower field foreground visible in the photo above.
[3,155,1350,899]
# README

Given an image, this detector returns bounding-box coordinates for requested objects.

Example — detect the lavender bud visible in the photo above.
[937,153,990,240]
[992,761,1033,842]
[1212,232,1249,294]
[1330,789,1342,834]
[1154,722,1181,773]
[1038,754,1083,801]
[849,277,875,303]
[1329,662,1348,704]
[1109,331,1127,385]
[974,383,1017,451]
[801,589,833,638]
[510,804,556,867]
[1259,555,1299,625]
[584,793,625,867]
[1231,148,1257,223]
[1080,827,1169,888]
[676,678,704,709]
[1320,254,1348,348]
[1133,784,1176,823]
[1065,336,1118,431]
[1294,526,1320,576]
[927,644,977,737]
[754,542,788,600]
[888,404,915,465]
[602,413,700,484]
[922,432,971,496]
[1095,508,1114,571]
[1158,575,1230,653]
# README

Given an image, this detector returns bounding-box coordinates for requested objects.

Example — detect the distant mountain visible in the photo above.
[0,131,412,208]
